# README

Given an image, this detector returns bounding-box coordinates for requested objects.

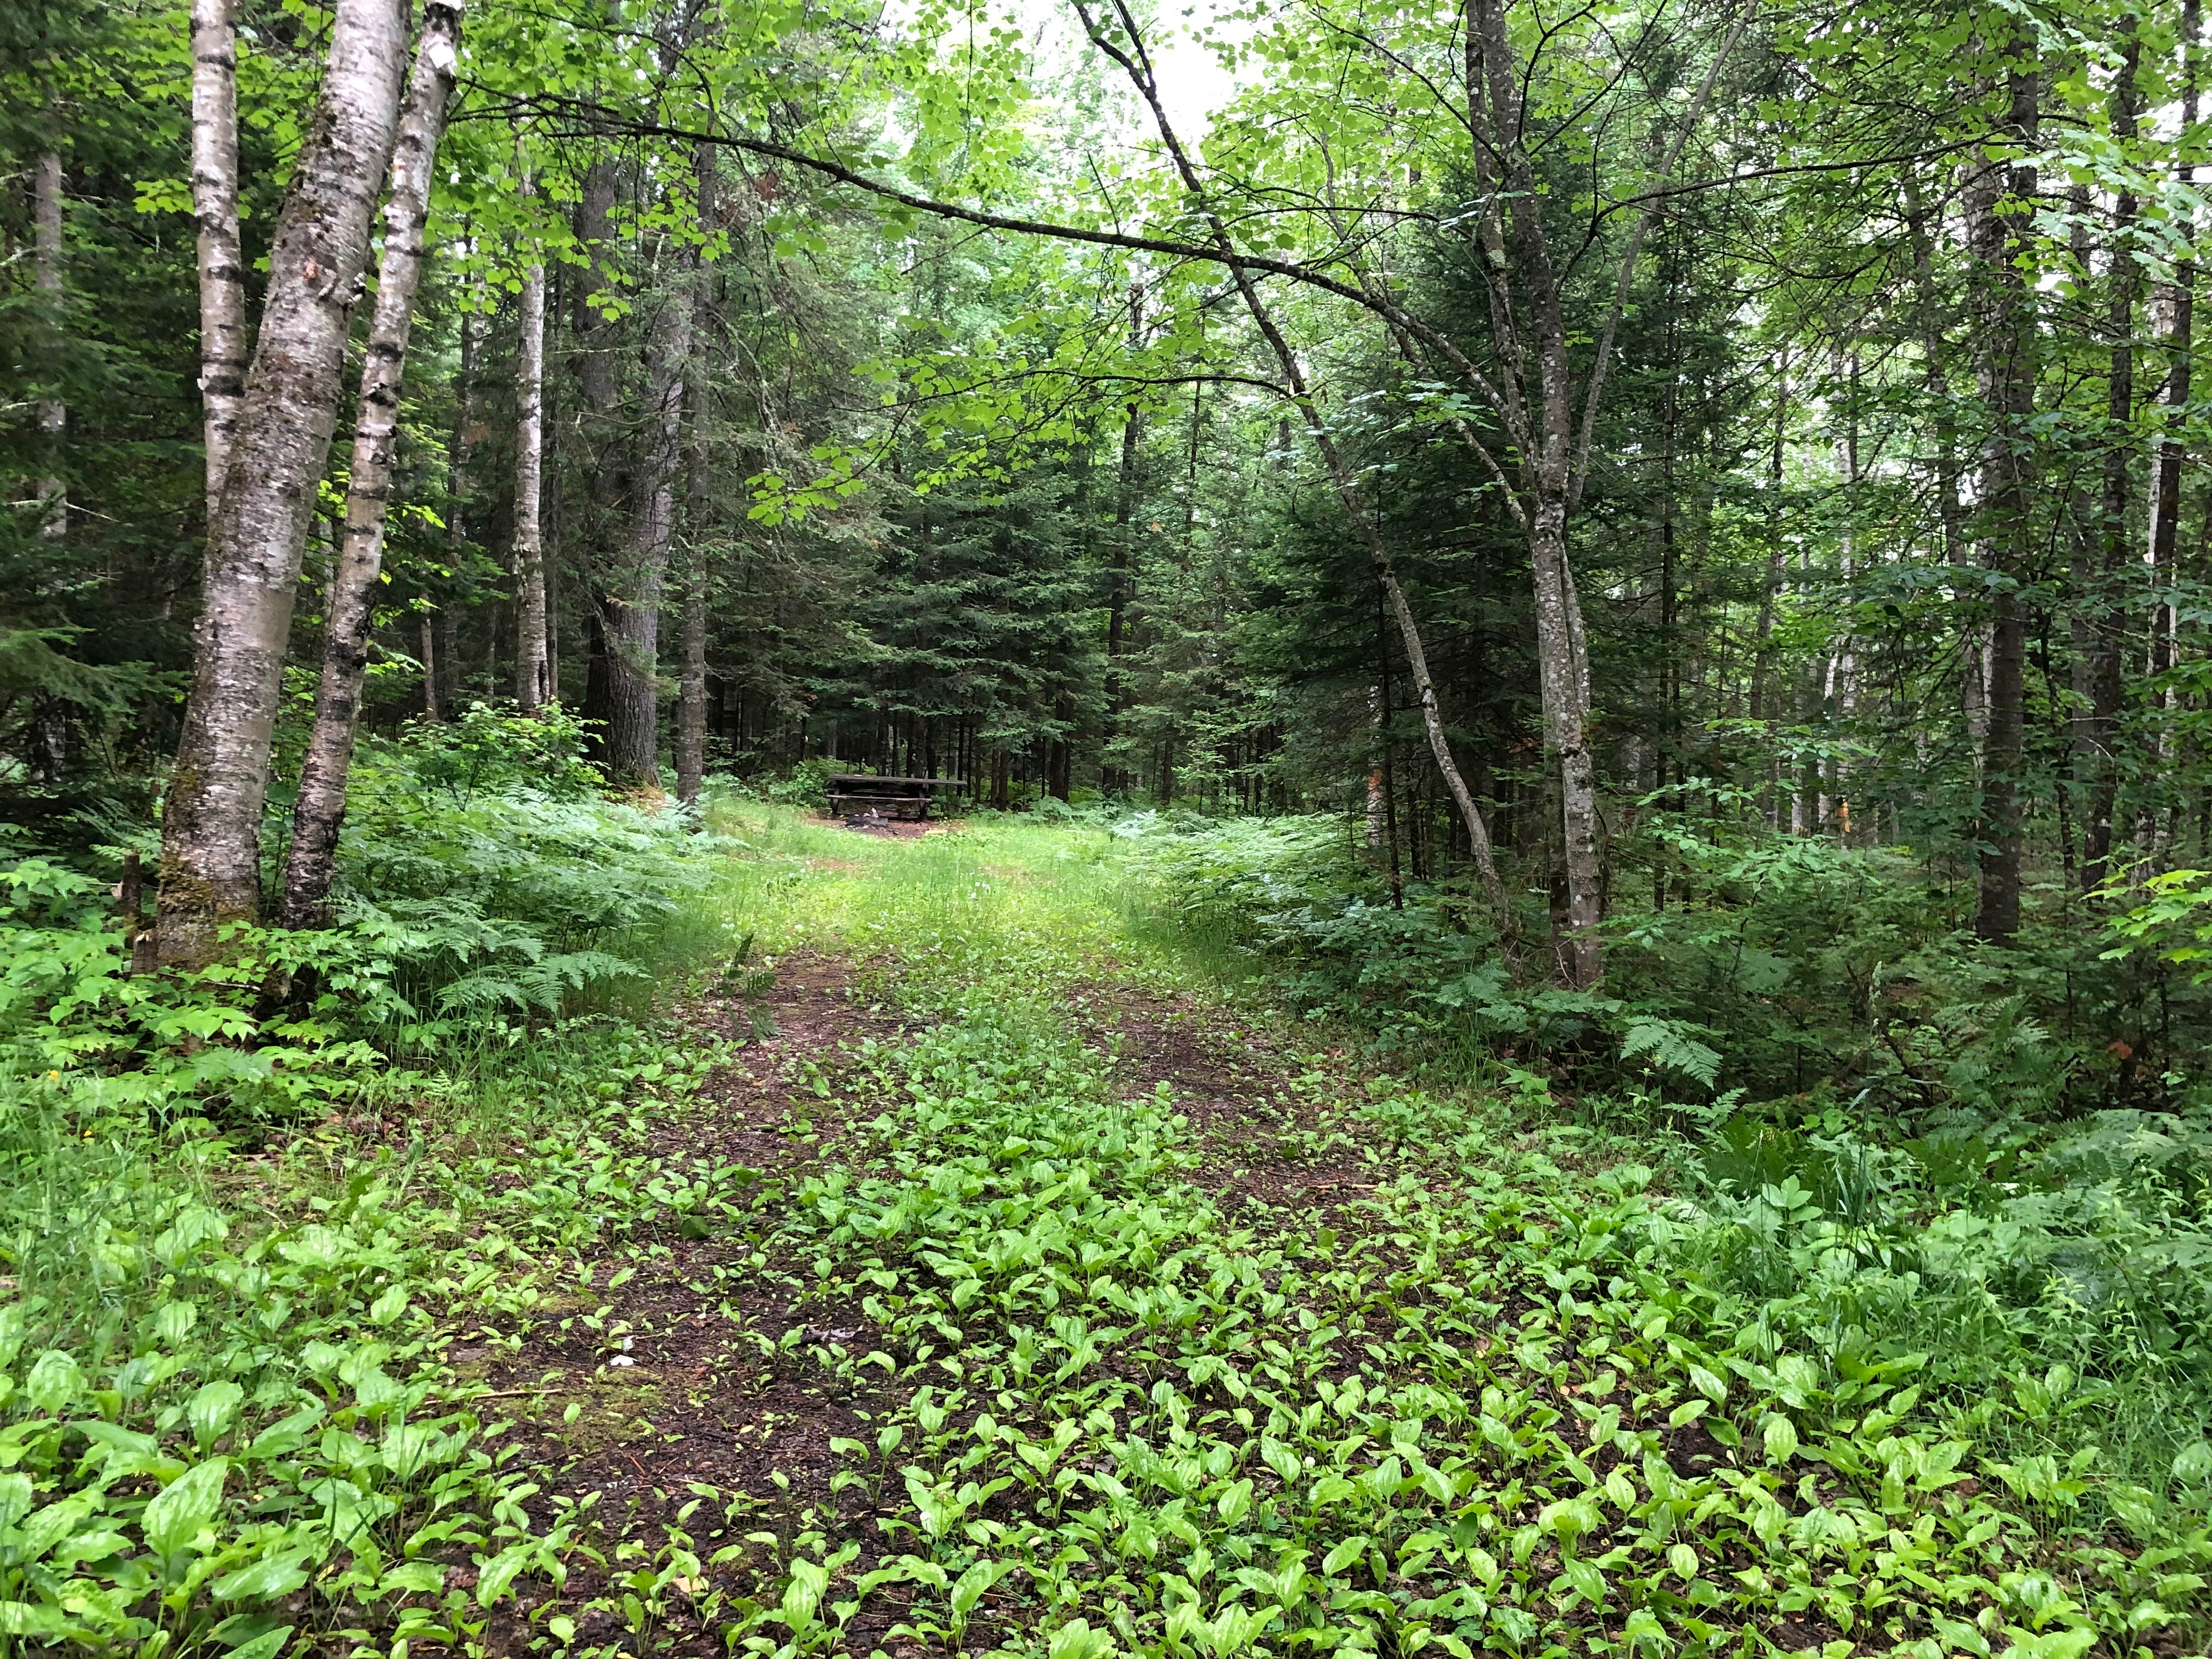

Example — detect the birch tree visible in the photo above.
[155,0,412,964]
[278,0,466,929]
[514,235,550,711]
[190,0,247,517]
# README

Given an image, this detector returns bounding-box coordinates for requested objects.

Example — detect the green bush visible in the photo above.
[763,757,842,809]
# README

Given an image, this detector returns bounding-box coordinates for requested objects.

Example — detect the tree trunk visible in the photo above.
[573,165,622,763]
[278,0,465,931]
[191,0,248,519]
[676,148,715,808]
[420,614,441,719]
[1471,0,1600,983]
[1103,288,1143,797]
[513,236,549,710]
[435,607,459,716]
[1829,349,1860,837]
[2084,21,2143,888]
[436,273,478,720]
[155,0,411,966]
[1751,347,1786,723]
[676,557,707,806]
[1967,49,2040,942]
[1754,348,1787,822]
[35,149,66,540]
[2145,0,2199,802]
[602,280,692,787]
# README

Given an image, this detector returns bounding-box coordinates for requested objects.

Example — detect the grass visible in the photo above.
[2,803,2208,1658]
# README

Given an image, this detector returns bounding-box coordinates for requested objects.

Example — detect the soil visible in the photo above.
[460,956,912,1655]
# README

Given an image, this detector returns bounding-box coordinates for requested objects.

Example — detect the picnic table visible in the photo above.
[823,774,962,822]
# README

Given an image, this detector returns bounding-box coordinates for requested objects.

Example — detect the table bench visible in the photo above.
[823,775,962,822]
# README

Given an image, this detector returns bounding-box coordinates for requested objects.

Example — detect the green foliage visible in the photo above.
[0,734,752,1654]
[2104,869,2212,983]
[391,703,605,805]
[685,821,2212,1654]
[3,720,731,1128]
[591,811,2212,1655]
[761,758,843,809]
[0,1008,735,1655]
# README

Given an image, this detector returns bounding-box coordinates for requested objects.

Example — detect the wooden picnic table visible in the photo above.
[823,774,962,822]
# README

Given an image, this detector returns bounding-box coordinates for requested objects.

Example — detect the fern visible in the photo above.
[1620,1018,1724,1090]
[437,951,644,1015]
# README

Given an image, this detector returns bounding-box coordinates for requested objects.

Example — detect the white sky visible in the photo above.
[1015,0,1252,140]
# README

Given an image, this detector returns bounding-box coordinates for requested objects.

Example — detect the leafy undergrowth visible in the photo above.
[0,715,747,1657]
[488,808,2211,1659]
[0,1020,740,1656]
[574,1002,2208,1659]
[4,805,2208,1657]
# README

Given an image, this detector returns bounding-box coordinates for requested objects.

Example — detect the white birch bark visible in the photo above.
[155,0,412,963]
[191,0,249,517]
[278,0,466,930]
[514,235,550,711]
[35,150,65,540]
[439,275,479,718]
[1468,0,1602,986]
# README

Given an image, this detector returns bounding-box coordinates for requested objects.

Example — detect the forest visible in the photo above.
[4,0,2212,1651]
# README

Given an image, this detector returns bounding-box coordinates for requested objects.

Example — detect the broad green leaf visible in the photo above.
[0,1601,69,1637]
[187,1379,245,1447]
[23,1350,80,1413]
[1322,1535,1369,1576]
[0,1472,31,1531]
[1047,1618,1115,1659]
[369,1284,410,1326]
[143,1457,228,1558]
[1560,1557,1606,1607]
[476,1542,539,1606]
[1762,1414,1799,1464]
[212,1550,312,1601]
[228,1626,295,1659]
[379,1561,445,1595]
[950,1558,1008,1616]
[153,1301,197,1346]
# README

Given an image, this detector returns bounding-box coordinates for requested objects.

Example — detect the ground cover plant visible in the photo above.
[2,797,2209,1656]
[636,809,2212,1659]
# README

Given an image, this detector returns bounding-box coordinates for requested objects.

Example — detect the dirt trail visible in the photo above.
[474,952,1289,1654]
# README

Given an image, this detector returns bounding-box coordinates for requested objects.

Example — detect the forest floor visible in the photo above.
[477,951,1328,1655]
[439,809,2200,1659]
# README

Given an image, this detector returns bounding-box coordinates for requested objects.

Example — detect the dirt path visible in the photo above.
[473,952,1296,1655]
